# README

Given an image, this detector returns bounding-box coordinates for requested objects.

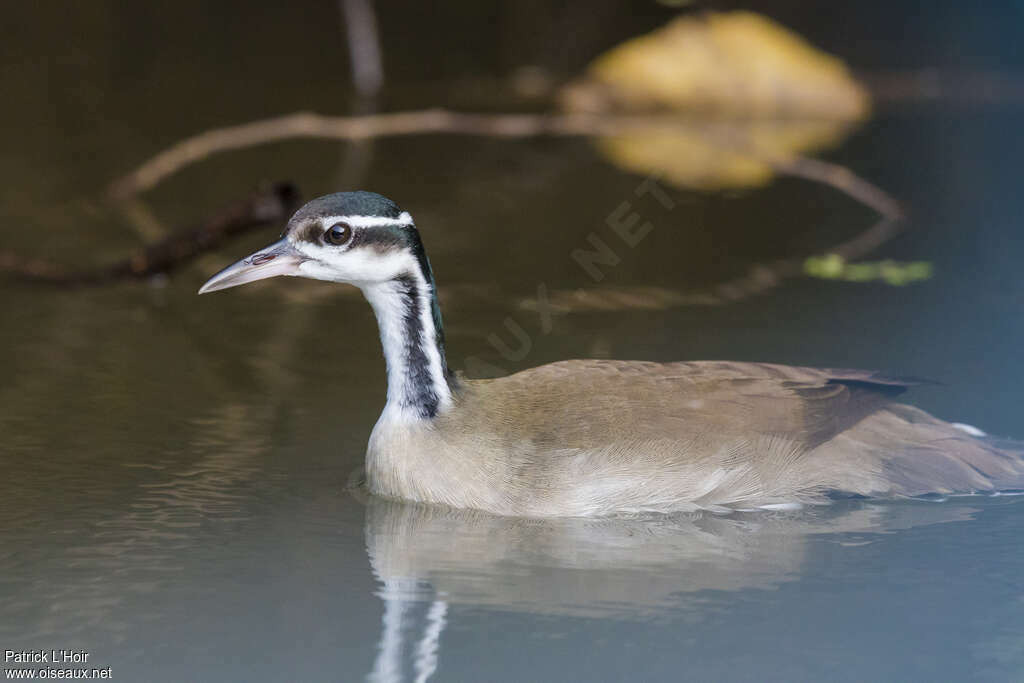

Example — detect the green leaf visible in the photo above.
[803,255,933,286]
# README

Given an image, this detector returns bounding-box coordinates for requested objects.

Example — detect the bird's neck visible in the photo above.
[362,269,452,421]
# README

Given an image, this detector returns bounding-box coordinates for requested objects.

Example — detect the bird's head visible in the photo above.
[199,191,432,293]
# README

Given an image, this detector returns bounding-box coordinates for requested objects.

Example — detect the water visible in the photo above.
[2,2,1024,681]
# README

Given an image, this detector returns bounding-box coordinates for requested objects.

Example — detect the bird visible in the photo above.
[199,191,1024,517]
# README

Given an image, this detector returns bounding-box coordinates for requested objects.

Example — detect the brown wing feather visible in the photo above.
[460,360,914,452]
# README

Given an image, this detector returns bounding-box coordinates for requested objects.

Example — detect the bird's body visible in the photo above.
[201,191,1024,517]
[369,360,1023,516]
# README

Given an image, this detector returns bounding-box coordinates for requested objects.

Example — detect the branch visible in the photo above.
[0,183,300,285]
[769,156,903,221]
[107,110,901,221]
[338,0,384,99]
[107,110,626,197]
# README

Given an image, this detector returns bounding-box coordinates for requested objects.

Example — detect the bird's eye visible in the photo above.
[325,223,353,246]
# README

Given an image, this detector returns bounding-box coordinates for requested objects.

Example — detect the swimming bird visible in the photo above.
[199,191,1024,517]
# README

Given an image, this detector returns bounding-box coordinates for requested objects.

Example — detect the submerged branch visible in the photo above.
[107,109,902,221]
[0,183,300,285]
[107,110,648,197]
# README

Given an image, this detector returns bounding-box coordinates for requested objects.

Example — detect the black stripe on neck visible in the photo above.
[403,228,450,382]
[393,274,444,418]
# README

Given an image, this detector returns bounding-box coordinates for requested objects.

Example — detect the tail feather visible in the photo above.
[820,404,1024,497]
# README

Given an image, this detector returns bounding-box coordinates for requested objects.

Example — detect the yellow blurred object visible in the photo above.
[561,12,871,189]
[564,11,869,118]
[596,118,855,189]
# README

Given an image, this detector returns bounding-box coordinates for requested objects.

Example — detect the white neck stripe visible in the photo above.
[361,262,451,421]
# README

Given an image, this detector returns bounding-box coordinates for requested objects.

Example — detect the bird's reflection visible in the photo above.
[362,495,980,682]
[367,578,447,683]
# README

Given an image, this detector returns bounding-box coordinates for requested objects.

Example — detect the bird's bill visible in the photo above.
[198,238,305,294]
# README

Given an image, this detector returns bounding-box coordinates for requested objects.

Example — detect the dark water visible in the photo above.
[2,2,1024,681]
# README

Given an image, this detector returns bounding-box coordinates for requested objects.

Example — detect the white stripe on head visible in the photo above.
[319,212,414,228]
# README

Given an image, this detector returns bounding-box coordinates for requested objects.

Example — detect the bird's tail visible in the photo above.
[823,404,1024,497]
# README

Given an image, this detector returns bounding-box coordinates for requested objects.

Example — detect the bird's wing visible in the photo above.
[459,359,916,452]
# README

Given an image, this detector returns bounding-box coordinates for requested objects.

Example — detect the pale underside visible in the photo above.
[366,360,1024,517]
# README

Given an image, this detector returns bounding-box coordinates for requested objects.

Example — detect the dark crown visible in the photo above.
[287,191,403,227]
